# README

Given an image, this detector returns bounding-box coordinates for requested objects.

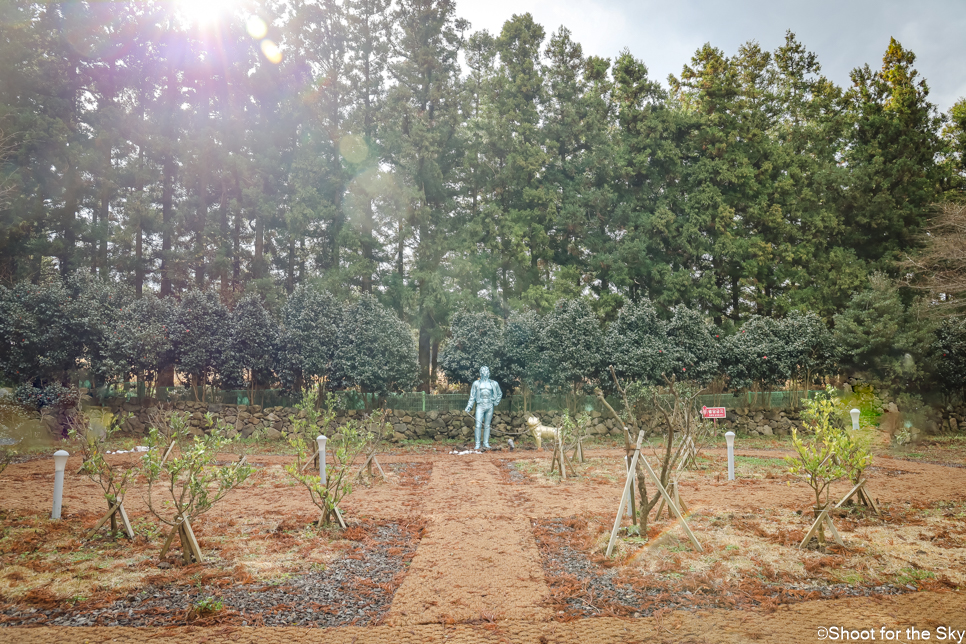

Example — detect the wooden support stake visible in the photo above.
[606,431,646,557]
[333,506,347,529]
[178,523,192,564]
[563,447,578,477]
[181,517,203,563]
[655,478,687,520]
[679,436,698,470]
[573,435,585,463]
[558,432,567,480]
[301,447,321,474]
[834,479,882,518]
[625,455,637,523]
[800,504,834,549]
[638,454,703,552]
[357,452,374,480]
[549,440,561,475]
[159,522,179,559]
[834,480,866,509]
[373,455,387,482]
[865,491,882,517]
[160,441,176,466]
[117,502,134,539]
[677,489,689,514]
[824,514,845,547]
[88,501,122,539]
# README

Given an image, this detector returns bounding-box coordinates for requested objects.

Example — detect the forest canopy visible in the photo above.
[0,0,964,391]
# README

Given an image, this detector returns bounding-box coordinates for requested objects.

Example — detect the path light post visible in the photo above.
[725,432,735,481]
[51,450,69,519]
[317,435,327,485]
[850,409,861,431]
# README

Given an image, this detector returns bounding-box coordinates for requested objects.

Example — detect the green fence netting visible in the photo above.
[92,386,825,413]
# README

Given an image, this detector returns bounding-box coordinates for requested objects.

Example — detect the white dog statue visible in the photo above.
[527,416,560,451]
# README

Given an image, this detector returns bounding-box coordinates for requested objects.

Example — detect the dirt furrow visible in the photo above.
[384,458,551,625]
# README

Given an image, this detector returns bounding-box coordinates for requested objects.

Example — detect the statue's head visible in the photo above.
[480,366,490,380]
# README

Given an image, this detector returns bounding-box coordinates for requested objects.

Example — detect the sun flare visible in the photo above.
[174,0,239,25]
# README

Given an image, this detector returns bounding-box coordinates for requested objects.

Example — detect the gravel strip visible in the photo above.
[534,519,910,619]
[1,523,418,628]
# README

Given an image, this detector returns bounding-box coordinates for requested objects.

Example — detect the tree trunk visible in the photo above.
[418,313,431,393]
[160,69,177,297]
[219,179,230,302]
[232,173,242,293]
[431,337,440,391]
[252,208,265,280]
[362,199,374,293]
[134,85,146,297]
[160,152,174,296]
[286,232,296,294]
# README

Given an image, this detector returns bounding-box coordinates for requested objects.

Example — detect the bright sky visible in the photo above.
[456,0,966,113]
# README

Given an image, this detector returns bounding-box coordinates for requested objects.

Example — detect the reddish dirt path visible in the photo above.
[3,591,964,643]
[385,458,551,625]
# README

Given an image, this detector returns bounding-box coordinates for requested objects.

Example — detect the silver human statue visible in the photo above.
[464,366,503,450]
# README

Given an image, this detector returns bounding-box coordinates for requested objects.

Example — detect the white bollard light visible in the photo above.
[51,450,69,519]
[317,435,327,485]
[850,408,861,431]
[725,432,735,481]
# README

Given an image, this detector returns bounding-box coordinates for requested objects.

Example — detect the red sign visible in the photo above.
[701,406,726,419]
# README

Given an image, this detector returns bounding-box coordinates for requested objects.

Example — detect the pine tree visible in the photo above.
[384,0,467,390]
[841,39,946,267]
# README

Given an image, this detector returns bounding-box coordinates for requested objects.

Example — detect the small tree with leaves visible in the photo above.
[664,306,721,385]
[540,299,603,412]
[932,317,966,401]
[114,293,176,401]
[335,295,418,408]
[560,410,591,464]
[141,413,253,559]
[503,310,544,412]
[829,389,874,488]
[605,299,669,386]
[231,294,279,397]
[68,410,138,539]
[0,445,14,477]
[170,291,236,401]
[439,308,506,386]
[285,390,374,526]
[600,374,711,533]
[276,285,343,396]
[785,386,849,544]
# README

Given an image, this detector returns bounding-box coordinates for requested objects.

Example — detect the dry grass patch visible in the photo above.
[885,435,966,466]
[0,504,392,607]
[0,510,158,602]
[534,501,963,620]
[602,501,966,590]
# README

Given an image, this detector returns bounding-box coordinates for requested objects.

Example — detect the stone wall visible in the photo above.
[104,399,813,442]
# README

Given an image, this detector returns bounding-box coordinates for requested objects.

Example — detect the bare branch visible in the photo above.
[903,202,966,314]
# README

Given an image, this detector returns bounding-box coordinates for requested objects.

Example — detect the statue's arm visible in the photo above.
[493,381,503,407]
[465,381,478,412]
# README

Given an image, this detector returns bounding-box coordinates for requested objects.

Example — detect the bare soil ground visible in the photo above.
[1,437,964,643]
